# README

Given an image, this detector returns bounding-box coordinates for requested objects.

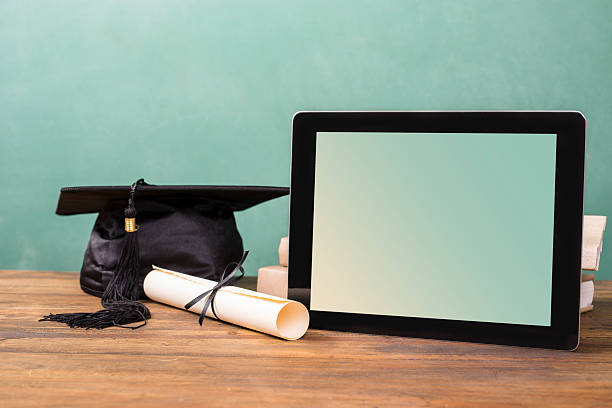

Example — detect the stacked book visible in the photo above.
[581,215,607,313]
[257,216,607,311]
[257,237,289,298]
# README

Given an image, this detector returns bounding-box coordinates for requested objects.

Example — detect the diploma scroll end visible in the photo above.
[276,301,310,340]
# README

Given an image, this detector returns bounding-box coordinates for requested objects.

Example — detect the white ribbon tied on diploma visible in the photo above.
[143,266,309,340]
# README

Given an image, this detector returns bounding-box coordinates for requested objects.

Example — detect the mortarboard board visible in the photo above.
[41,179,289,330]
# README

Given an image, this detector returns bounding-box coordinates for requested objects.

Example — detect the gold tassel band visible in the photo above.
[125,218,138,232]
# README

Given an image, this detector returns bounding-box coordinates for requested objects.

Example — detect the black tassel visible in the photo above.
[40,179,151,329]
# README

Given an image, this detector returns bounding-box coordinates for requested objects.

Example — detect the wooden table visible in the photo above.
[1,270,611,407]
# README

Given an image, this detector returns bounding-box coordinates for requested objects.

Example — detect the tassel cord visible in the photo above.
[40,179,150,330]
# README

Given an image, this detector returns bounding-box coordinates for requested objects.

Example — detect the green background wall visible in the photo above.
[1,0,611,278]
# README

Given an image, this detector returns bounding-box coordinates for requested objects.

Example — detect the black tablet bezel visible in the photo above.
[288,111,585,350]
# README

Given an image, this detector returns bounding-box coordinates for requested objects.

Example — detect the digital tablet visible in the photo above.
[288,111,585,350]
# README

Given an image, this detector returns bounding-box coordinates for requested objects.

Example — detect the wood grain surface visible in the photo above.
[1,270,611,407]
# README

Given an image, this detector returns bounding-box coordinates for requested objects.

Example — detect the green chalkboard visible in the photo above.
[1,0,611,278]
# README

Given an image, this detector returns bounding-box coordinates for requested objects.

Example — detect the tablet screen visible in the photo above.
[310,132,557,326]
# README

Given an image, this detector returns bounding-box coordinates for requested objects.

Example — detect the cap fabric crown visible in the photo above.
[57,183,289,298]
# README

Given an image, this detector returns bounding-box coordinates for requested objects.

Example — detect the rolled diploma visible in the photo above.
[143,266,309,340]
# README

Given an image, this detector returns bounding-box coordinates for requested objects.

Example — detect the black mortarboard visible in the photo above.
[41,179,289,330]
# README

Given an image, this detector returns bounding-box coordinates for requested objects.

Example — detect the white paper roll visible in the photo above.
[143,266,309,340]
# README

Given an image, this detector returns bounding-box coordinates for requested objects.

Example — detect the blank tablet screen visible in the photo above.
[310,132,557,326]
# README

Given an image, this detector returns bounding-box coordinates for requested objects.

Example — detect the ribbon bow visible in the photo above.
[184,251,249,325]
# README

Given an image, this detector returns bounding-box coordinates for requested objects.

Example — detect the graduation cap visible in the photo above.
[40,179,289,330]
